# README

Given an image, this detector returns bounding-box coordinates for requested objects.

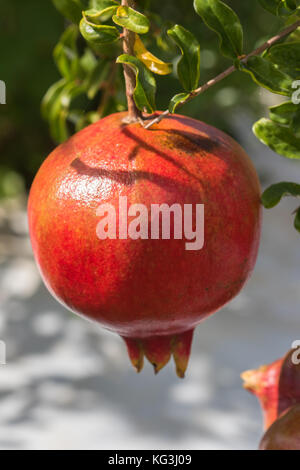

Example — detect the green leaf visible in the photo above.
[52,0,87,23]
[89,0,119,21]
[51,81,85,142]
[269,101,298,125]
[112,6,150,34]
[294,207,300,232]
[116,54,156,113]
[193,0,243,59]
[261,181,300,207]
[283,0,297,11]
[278,0,299,14]
[292,107,300,137]
[258,0,283,14]
[83,6,118,24]
[51,110,69,143]
[42,80,85,143]
[242,56,293,95]
[167,25,200,91]
[169,93,191,113]
[266,42,300,70]
[53,25,80,80]
[258,0,299,15]
[253,118,300,159]
[284,0,298,9]
[80,18,120,49]
[262,181,300,233]
[41,79,67,120]
[53,82,84,141]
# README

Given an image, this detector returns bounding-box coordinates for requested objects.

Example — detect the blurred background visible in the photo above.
[0,0,299,450]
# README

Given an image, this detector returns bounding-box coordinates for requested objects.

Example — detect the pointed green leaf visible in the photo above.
[41,79,67,120]
[242,56,293,95]
[83,6,118,24]
[269,101,298,125]
[253,118,300,159]
[116,54,156,113]
[261,181,300,208]
[294,207,300,232]
[89,0,119,22]
[50,81,85,142]
[42,80,85,143]
[193,0,243,59]
[169,93,191,113]
[113,6,150,34]
[262,181,300,233]
[266,42,300,70]
[167,25,200,91]
[80,18,120,48]
[53,25,80,80]
[50,110,69,143]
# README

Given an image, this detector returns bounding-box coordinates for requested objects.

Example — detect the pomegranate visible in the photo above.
[242,348,300,429]
[28,112,261,377]
[259,405,300,450]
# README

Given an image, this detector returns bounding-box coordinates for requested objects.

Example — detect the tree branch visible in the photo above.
[144,19,300,130]
[122,0,142,123]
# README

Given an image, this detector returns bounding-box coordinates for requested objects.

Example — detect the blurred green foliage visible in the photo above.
[0,0,63,194]
[0,0,282,192]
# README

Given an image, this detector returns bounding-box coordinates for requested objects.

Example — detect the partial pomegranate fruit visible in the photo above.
[28,112,261,377]
[259,405,300,450]
[242,348,300,429]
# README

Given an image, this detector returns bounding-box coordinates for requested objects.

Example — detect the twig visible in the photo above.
[144,19,300,130]
[121,0,142,123]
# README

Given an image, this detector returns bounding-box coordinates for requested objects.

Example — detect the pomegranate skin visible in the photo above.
[259,405,300,450]
[28,112,262,376]
[242,349,300,429]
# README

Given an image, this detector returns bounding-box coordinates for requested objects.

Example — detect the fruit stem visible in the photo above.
[121,0,143,123]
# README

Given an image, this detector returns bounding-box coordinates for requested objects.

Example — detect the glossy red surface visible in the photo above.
[28,112,261,374]
[260,405,300,450]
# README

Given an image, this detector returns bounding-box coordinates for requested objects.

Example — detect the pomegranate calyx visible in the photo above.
[122,329,194,378]
[241,365,269,394]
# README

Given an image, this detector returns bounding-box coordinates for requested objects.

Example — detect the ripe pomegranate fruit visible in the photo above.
[28,112,261,377]
[259,405,300,450]
[242,348,300,429]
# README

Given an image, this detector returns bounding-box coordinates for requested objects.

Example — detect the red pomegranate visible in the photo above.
[259,405,300,450]
[242,348,300,429]
[28,112,262,377]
